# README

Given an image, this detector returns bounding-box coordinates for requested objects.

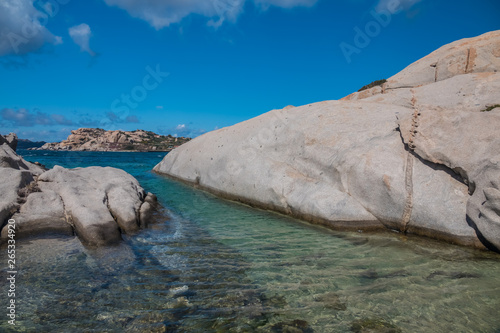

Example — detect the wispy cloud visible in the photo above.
[15,128,72,142]
[0,108,74,127]
[0,0,62,56]
[105,111,140,124]
[78,114,101,127]
[68,23,96,56]
[254,0,317,10]
[376,0,423,13]
[103,0,318,30]
[125,115,139,123]
[0,108,141,130]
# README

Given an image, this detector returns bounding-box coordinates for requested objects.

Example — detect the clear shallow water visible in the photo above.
[1,150,500,332]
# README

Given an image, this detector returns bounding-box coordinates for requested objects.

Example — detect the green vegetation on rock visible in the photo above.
[481,104,500,112]
[358,79,387,92]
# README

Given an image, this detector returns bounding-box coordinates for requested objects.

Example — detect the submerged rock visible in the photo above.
[260,293,288,308]
[154,30,500,251]
[0,134,161,246]
[269,319,314,333]
[313,292,347,311]
[350,317,402,333]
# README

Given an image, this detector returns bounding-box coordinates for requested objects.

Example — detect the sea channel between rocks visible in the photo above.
[1,150,499,333]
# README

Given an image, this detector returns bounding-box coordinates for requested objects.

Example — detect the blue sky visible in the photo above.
[0,0,499,142]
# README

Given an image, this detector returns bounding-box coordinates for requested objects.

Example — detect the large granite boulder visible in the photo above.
[154,30,500,251]
[0,134,159,246]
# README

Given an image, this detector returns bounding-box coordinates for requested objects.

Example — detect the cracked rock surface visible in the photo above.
[154,30,500,251]
[0,135,158,246]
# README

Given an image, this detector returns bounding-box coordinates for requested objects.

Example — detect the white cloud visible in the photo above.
[158,123,206,138]
[376,0,423,13]
[103,0,319,30]
[68,23,96,56]
[0,108,74,127]
[0,0,62,56]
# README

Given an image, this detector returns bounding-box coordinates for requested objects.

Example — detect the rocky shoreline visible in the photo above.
[154,31,500,252]
[1,133,161,246]
[32,128,190,152]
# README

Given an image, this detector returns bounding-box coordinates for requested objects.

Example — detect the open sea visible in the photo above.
[1,150,500,332]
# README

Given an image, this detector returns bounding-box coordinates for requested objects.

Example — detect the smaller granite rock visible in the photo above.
[5,133,18,151]
[37,166,149,246]
[106,175,145,234]
[0,168,34,226]
[139,202,153,228]
[5,190,73,239]
[0,140,44,226]
[145,192,158,205]
[0,143,45,174]
[1,134,161,247]
[139,193,159,228]
[0,133,18,151]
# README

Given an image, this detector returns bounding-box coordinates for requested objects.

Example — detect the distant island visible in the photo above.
[31,128,191,152]
[17,139,47,150]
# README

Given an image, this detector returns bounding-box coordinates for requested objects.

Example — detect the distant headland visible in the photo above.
[31,128,191,152]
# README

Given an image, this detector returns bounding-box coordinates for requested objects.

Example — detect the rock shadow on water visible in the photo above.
[359,269,411,282]
[426,270,482,280]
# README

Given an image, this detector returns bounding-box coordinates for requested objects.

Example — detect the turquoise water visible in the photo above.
[1,150,500,332]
